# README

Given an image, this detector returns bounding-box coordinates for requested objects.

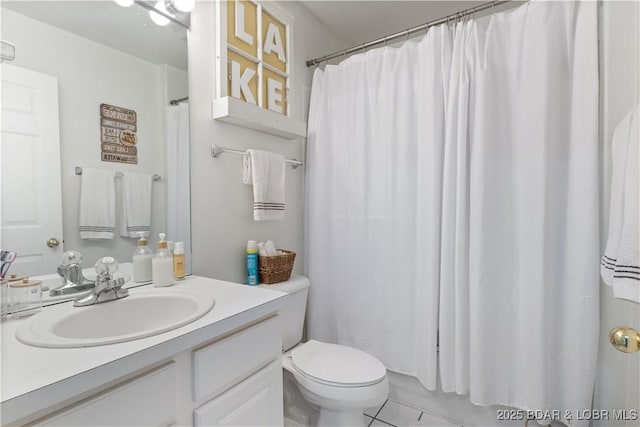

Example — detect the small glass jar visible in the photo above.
[9,278,42,318]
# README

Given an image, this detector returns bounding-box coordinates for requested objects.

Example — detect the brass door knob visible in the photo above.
[47,237,60,248]
[609,326,640,353]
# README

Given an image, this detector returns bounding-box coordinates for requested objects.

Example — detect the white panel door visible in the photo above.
[1,64,63,276]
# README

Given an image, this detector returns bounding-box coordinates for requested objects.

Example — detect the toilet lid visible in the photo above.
[291,340,386,387]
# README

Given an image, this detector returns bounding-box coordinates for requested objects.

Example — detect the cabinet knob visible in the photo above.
[47,238,60,248]
[609,326,640,353]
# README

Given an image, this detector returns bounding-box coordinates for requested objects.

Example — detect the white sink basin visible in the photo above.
[16,287,215,348]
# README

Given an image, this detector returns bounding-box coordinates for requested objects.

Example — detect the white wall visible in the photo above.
[1,8,183,268]
[188,1,346,283]
[594,1,640,424]
[160,64,189,104]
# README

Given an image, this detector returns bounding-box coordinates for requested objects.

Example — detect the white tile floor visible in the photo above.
[364,399,462,427]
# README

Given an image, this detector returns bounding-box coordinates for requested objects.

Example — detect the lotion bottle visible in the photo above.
[152,233,174,287]
[132,232,153,283]
[173,242,185,280]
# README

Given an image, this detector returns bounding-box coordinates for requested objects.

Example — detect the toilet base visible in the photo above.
[317,408,365,427]
[282,345,388,427]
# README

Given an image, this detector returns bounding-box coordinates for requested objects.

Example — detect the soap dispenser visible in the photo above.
[152,233,173,287]
[132,232,153,283]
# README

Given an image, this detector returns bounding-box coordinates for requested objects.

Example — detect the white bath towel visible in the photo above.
[612,106,640,302]
[602,105,640,303]
[243,149,285,221]
[601,109,632,285]
[119,172,153,238]
[79,168,116,239]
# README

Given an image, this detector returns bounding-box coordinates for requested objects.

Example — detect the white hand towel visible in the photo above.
[265,240,278,256]
[243,149,286,221]
[119,172,153,238]
[601,108,632,285]
[612,106,640,303]
[79,168,116,239]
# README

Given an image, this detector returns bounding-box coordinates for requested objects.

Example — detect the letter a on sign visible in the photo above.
[264,23,286,62]
[231,61,256,104]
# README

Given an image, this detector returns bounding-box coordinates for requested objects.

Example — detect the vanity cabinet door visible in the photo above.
[193,360,283,427]
[32,363,177,426]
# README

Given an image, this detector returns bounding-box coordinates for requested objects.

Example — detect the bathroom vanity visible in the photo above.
[0,276,287,426]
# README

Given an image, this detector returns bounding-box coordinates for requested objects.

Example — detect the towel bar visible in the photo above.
[75,167,161,182]
[211,145,304,169]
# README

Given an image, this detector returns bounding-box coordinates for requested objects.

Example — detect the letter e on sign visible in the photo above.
[263,68,286,114]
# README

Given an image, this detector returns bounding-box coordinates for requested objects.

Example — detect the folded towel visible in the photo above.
[602,105,640,303]
[612,106,640,302]
[79,168,116,239]
[601,109,632,285]
[243,149,286,221]
[119,172,153,238]
[258,242,268,257]
[264,240,283,255]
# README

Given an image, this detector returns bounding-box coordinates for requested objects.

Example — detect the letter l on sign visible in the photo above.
[235,1,253,45]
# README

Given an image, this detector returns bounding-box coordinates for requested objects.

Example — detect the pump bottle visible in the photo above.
[152,233,174,287]
[132,233,153,283]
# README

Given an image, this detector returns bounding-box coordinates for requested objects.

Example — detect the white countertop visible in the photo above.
[0,275,286,424]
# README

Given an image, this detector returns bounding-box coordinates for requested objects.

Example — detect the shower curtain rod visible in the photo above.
[306,0,511,67]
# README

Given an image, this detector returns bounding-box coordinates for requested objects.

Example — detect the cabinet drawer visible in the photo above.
[194,360,283,427]
[33,363,177,426]
[192,315,280,402]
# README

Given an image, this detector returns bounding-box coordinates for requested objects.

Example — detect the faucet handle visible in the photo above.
[94,257,118,280]
[59,251,83,267]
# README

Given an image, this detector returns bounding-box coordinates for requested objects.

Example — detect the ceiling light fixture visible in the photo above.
[166,0,195,14]
[114,0,134,7]
[149,0,172,26]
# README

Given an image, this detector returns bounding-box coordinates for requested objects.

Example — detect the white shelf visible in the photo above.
[213,96,307,140]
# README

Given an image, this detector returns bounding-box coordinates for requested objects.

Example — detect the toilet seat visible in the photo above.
[291,340,387,388]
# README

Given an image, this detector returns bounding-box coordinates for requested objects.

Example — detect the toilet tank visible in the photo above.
[258,275,310,351]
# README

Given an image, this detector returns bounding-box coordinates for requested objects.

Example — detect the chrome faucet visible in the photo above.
[50,251,95,296]
[74,257,128,307]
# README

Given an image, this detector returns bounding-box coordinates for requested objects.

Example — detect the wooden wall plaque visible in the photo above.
[100,104,138,164]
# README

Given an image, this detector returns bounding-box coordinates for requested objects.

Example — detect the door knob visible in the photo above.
[47,237,60,248]
[609,326,640,353]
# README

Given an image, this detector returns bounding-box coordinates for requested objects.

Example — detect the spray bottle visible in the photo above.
[247,240,258,285]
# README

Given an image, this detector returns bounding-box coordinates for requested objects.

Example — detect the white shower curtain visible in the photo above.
[166,103,192,274]
[306,0,599,421]
[306,25,451,390]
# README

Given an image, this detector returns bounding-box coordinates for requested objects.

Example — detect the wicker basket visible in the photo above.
[258,250,296,284]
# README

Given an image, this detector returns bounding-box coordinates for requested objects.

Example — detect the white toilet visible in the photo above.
[260,275,389,426]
